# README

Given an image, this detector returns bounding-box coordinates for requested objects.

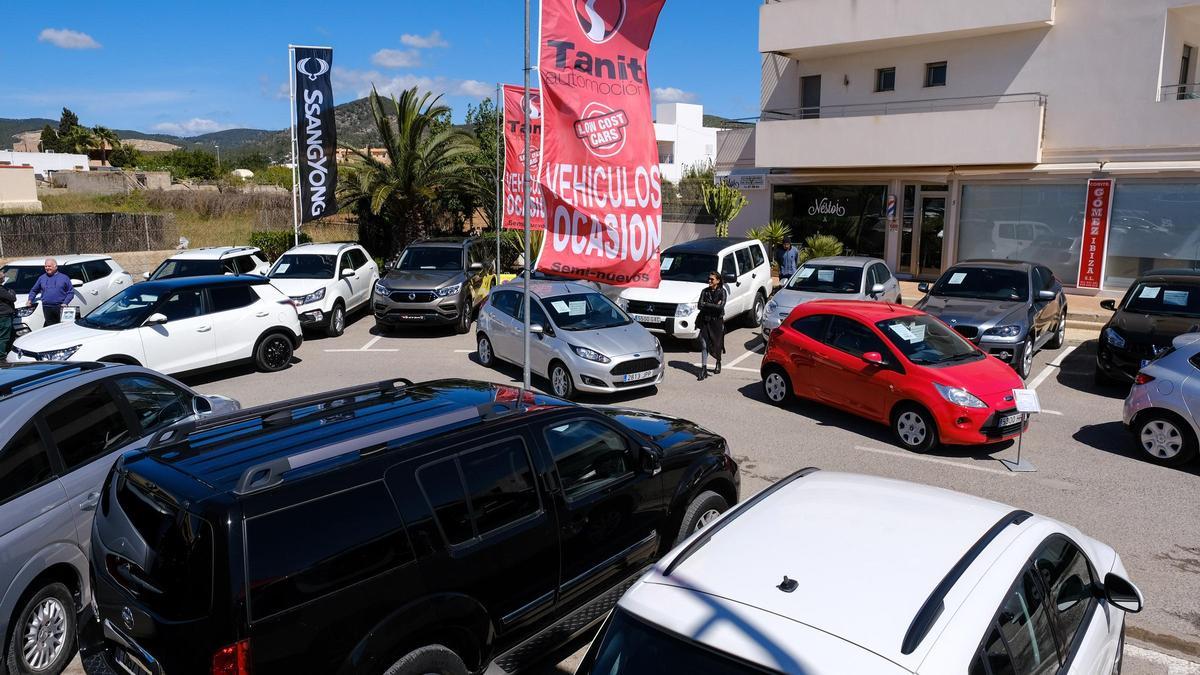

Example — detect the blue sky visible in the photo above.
[3,1,761,136]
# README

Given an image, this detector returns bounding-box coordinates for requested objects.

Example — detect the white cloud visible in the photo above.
[333,67,491,101]
[38,28,101,49]
[455,80,493,97]
[152,118,237,137]
[371,48,422,68]
[400,31,449,48]
[653,87,698,104]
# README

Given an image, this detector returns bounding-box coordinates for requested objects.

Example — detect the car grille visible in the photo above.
[625,300,676,316]
[611,357,660,376]
[953,325,979,340]
[389,290,436,303]
[984,408,1025,438]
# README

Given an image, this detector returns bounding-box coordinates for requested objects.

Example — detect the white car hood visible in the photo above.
[620,280,705,305]
[14,321,121,352]
[269,278,330,298]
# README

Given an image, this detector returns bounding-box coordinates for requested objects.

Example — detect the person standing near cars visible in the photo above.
[778,239,799,279]
[27,258,73,327]
[0,276,15,360]
[697,271,727,380]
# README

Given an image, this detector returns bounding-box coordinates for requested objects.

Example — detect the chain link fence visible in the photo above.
[0,213,177,258]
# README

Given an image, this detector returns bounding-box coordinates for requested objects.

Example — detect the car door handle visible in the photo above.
[79,492,100,512]
[256,311,269,317]
[197,325,212,332]
[90,290,99,295]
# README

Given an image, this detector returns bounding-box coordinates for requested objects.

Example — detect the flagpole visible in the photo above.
[288,45,300,247]
[495,83,503,290]
[521,0,532,392]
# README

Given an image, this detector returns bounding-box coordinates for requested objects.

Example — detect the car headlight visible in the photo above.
[655,339,663,358]
[437,283,463,298]
[675,303,696,317]
[374,282,390,297]
[570,344,611,363]
[291,287,326,305]
[766,299,778,313]
[16,304,36,317]
[1104,327,1126,349]
[934,382,987,408]
[42,345,81,362]
[983,324,1022,339]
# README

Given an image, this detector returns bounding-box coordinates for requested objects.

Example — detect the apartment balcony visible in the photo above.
[760,0,1055,58]
[756,94,1046,169]
[1161,83,1200,102]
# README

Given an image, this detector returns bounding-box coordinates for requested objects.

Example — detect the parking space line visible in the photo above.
[726,341,766,369]
[361,336,383,351]
[1028,345,1078,390]
[853,445,1016,477]
[324,348,400,352]
[1041,409,1063,416]
[454,349,474,353]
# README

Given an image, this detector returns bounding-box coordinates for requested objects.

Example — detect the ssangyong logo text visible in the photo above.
[575,0,626,43]
[295,57,329,81]
[298,59,330,218]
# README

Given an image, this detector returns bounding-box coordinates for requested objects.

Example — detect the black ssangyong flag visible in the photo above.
[293,46,337,222]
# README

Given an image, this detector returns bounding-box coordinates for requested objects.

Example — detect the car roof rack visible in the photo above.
[662,467,820,577]
[0,362,108,398]
[900,509,1032,655]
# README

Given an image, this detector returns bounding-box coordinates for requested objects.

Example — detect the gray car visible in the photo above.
[476,281,664,399]
[761,256,901,333]
[373,238,492,334]
[0,362,236,675]
[915,259,1068,379]
[1123,332,1200,467]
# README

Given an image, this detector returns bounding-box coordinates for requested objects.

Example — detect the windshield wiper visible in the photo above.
[940,352,982,364]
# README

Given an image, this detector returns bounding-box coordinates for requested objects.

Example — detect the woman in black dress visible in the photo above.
[697,271,726,380]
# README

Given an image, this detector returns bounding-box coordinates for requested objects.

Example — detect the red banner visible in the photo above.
[536,0,666,287]
[502,84,546,230]
[1077,178,1114,290]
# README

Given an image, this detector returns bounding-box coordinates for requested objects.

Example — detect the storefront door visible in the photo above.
[916,196,946,277]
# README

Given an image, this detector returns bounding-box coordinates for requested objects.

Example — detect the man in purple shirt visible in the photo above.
[27,258,75,326]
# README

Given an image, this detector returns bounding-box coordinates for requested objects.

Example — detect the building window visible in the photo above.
[1106,182,1200,287]
[657,140,675,164]
[1179,44,1195,100]
[924,62,947,88]
[770,185,888,260]
[957,183,1086,285]
[875,67,895,93]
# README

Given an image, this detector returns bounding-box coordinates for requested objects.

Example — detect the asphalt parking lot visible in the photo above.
[70,309,1200,674]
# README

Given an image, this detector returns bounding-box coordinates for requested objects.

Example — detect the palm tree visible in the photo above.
[338,86,479,257]
[58,126,95,155]
[92,126,120,166]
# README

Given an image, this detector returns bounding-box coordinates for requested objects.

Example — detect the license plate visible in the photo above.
[632,314,665,324]
[115,649,152,675]
[398,315,426,321]
[61,306,78,321]
[999,413,1023,428]
[622,369,655,383]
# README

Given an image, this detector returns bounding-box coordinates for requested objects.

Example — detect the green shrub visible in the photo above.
[250,230,312,261]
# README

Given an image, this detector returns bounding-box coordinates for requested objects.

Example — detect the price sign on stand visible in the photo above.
[1002,388,1040,472]
[60,306,78,322]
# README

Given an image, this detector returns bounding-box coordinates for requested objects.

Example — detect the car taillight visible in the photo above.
[211,639,251,675]
[1134,373,1155,385]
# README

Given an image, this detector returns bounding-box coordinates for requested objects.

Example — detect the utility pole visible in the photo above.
[521,0,533,392]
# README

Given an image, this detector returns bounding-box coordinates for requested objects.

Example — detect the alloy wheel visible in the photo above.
[478,337,492,366]
[263,337,291,370]
[896,411,927,447]
[764,372,787,402]
[753,296,765,323]
[1140,419,1183,460]
[552,367,569,397]
[332,307,345,334]
[1022,338,1034,377]
[22,597,66,671]
[695,508,722,532]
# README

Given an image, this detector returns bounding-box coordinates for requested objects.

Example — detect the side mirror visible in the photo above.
[142,271,151,280]
[862,351,885,366]
[640,446,662,476]
[870,283,885,297]
[1037,289,1056,301]
[529,323,545,336]
[143,313,168,326]
[470,261,484,271]
[1103,572,1144,613]
[918,282,930,293]
[1100,299,1117,311]
[341,268,355,278]
[192,396,214,416]
[722,272,737,284]
[71,278,83,288]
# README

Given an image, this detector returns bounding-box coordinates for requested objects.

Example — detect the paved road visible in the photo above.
[67,311,1200,673]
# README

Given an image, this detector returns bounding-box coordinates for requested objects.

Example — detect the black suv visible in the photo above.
[84,378,738,675]
[374,238,494,334]
[1096,268,1200,384]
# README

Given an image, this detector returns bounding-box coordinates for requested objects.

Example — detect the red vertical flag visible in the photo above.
[1076,178,1114,290]
[536,0,666,287]
[502,85,546,230]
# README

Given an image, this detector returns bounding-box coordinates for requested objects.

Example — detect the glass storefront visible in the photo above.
[957,183,1086,284]
[771,185,888,259]
[1105,182,1200,287]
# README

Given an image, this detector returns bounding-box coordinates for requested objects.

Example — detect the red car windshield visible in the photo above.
[876,315,982,366]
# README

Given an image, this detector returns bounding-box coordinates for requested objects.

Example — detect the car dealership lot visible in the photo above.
[86,313,1198,673]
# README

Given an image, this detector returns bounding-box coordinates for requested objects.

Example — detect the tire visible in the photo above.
[1015,336,1035,379]
[5,582,76,675]
[892,403,939,453]
[745,292,766,328]
[454,299,472,335]
[1047,310,1066,349]
[1135,411,1199,467]
[675,490,729,545]
[254,333,294,373]
[476,333,495,368]
[549,361,576,400]
[325,302,346,338]
[762,366,792,405]
[382,645,468,675]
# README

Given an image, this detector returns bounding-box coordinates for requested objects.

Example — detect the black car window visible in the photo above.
[159,289,205,321]
[355,249,371,268]
[417,458,473,545]
[877,264,892,283]
[112,375,194,435]
[1038,266,1056,291]
[734,247,753,276]
[720,254,738,278]
[1122,281,1200,318]
[60,263,85,284]
[152,259,221,280]
[790,314,830,340]
[543,419,633,501]
[1032,538,1096,653]
[245,481,412,620]
[42,382,134,471]
[865,264,880,288]
[460,438,540,536]
[786,264,863,294]
[749,243,766,270]
[974,569,1061,675]
[398,247,463,271]
[492,291,521,318]
[83,260,113,282]
[659,252,717,283]
[0,424,54,506]
[931,268,1030,302]
[339,252,355,275]
[209,284,258,313]
[827,316,891,360]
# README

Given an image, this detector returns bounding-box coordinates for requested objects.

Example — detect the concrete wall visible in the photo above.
[0,151,89,177]
[0,166,42,213]
[654,103,719,183]
[51,171,129,195]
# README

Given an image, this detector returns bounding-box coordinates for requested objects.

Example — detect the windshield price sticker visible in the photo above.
[798,268,814,278]
[551,300,570,313]
[660,257,675,271]
[817,269,835,282]
[275,263,290,274]
[948,272,967,285]
[1163,290,1189,306]
[890,323,921,343]
[567,300,588,316]
[1139,286,1161,299]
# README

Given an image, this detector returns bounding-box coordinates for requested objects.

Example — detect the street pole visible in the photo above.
[495,83,503,291]
[521,0,532,392]
[215,143,221,172]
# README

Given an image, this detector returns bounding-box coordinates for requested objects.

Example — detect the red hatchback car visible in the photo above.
[761,300,1027,451]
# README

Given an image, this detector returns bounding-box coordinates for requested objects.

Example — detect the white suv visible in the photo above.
[1,255,133,334]
[617,238,772,340]
[268,242,379,337]
[146,246,270,280]
[9,276,303,374]
[580,470,1143,675]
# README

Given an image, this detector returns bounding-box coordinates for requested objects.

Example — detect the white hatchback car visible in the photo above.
[268,242,379,337]
[1,255,133,334]
[9,276,303,375]
[146,246,270,281]
[579,470,1143,675]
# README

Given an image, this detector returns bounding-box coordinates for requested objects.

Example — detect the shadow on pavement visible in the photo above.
[1056,340,1130,400]
[177,356,304,388]
[1073,421,1200,477]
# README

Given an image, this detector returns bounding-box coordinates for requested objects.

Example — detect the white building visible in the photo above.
[0,151,90,180]
[654,103,719,183]
[733,0,1200,289]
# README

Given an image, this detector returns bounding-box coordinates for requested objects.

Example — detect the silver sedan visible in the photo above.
[476,281,664,399]
[1123,332,1200,467]
[762,256,901,333]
